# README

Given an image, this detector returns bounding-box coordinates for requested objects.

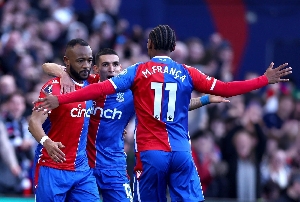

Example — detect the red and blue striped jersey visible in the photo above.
[110,56,268,152]
[36,77,93,171]
[87,88,134,169]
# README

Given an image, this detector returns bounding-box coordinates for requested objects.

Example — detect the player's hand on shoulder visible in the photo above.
[264,62,292,84]
[208,95,230,104]
[60,71,75,94]
[43,138,66,163]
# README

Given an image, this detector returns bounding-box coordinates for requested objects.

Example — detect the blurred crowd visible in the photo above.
[0,0,299,201]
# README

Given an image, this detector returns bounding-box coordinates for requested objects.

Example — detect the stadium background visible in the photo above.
[0,0,299,201]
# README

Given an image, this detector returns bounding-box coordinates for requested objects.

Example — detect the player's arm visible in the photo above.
[28,111,66,163]
[34,79,116,113]
[189,95,230,111]
[188,62,292,97]
[33,64,138,113]
[42,63,74,94]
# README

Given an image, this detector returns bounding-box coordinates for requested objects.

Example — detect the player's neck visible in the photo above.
[71,78,84,86]
[149,51,170,59]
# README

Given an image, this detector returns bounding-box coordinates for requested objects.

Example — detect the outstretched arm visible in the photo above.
[188,95,230,111]
[42,63,74,94]
[189,62,292,97]
[34,80,116,113]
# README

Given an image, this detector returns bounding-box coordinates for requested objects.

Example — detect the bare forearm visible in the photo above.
[189,98,203,111]
[28,112,48,143]
[42,63,65,77]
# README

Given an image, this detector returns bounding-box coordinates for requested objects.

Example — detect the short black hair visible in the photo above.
[149,25,176,52]
[95,48,118,66]
[65,38,89,50]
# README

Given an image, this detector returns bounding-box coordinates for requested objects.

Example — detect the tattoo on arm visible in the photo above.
[189,97,203,111]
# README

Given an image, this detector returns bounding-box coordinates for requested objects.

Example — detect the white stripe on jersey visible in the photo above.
[109,79,117,89]
[210,78,217,90]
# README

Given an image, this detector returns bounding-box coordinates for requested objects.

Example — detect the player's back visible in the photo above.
[36,78,93,171]
[130,56,194,152]
[87,89,134,169]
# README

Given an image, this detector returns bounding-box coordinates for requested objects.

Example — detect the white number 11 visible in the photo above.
[151,82,177,122]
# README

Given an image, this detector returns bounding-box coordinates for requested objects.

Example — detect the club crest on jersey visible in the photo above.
[43,84,53,94]
[116,92,124,102]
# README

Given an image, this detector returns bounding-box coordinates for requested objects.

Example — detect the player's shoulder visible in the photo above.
[87,74,99,84]
[182,64,205,75]
[41,77,61,94]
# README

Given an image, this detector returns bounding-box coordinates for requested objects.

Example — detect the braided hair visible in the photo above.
[149,25,176,52]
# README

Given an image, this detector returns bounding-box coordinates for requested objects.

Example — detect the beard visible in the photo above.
[70,64,90,81]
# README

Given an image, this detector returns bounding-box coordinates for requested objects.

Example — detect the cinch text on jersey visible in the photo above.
[71,105,93,117]
[142,66,186,82]
[93,107,122,119]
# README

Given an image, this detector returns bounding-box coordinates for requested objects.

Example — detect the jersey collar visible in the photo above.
[151,56,172,63]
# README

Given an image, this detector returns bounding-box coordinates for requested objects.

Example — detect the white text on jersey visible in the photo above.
[142,66,186,82]
[71,104,93,117]
[93,107,122,119]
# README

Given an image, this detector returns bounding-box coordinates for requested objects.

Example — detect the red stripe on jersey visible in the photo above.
[134,152,143,181]
[34,163,41,189]
[87,95,106,168]
[132,62,171,152]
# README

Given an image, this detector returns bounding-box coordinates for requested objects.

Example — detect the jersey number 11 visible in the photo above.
[151,82,177,122]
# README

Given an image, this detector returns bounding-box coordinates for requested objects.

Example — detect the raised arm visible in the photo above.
[189,95,230,111]
[42,63,74,94]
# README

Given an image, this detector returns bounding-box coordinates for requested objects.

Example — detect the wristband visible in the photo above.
[40,136,49,145]
[200,95,210,106]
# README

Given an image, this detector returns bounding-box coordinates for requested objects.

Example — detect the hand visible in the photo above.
[264,62,292,84]
[209,95,230,103]
[43,138,66,163]
[61,71,75,94]
[33,90,59,114]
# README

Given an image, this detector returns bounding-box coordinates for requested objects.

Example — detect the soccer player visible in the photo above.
[41,48,229,202]
[34,25,292,202]
[28,38,100,201]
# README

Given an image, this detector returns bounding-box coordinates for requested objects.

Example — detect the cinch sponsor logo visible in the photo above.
[70,104,93,118]
[93,107,122,119]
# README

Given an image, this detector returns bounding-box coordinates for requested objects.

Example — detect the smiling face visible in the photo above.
[64,44,93,82]
[93,54,121,82]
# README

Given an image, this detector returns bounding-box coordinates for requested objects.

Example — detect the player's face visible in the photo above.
[65,45,93,82]
[94,54,121,82]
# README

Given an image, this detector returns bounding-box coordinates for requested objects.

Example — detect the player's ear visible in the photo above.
[63,56,69,67]
[92,65,98,73]
[147,39,153,49]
